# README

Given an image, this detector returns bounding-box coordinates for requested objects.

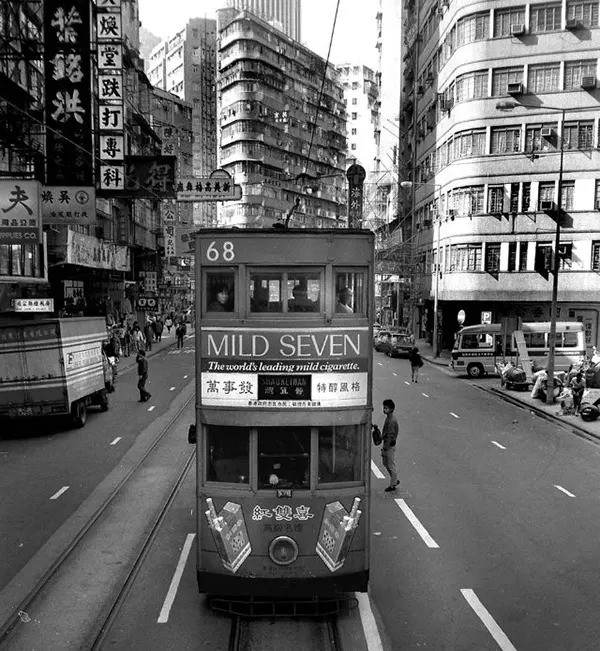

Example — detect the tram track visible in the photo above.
[229,614,342,651]
[0,390,195,646]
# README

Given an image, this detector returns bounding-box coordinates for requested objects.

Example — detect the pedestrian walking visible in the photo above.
[408,346,423,383]
[380,399,399,492]
[143,321,153,352]
[136,350,151,402]
[154,316,164,342]
[165,316,173,334]
[569,371,586,414]
[131,323,145,354]
[176,321,187,349]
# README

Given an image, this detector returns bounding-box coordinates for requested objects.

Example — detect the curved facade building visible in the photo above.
[400,0,600,351]
[221,0,301,41]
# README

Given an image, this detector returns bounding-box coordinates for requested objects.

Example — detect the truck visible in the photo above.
[0,317,113,428]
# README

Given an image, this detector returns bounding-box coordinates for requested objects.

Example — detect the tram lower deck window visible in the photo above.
[206,425,249,483]
[258,427,310,489]
[318,425,362,483]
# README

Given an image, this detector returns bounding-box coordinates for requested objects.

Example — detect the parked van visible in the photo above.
[451,321,586,378]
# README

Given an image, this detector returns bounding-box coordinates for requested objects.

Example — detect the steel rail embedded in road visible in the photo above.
[0,391,195,644]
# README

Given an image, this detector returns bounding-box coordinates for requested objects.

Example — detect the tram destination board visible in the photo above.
[257,374,311,401]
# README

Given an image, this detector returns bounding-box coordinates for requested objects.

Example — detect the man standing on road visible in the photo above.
[136,350,151,402]
[381,398,399,492]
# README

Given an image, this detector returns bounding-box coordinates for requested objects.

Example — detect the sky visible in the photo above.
[138,0,380,69]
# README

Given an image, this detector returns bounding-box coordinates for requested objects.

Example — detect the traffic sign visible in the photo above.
[176,169,242,202]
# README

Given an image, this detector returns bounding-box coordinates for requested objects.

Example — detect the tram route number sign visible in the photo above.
[257,375,311,401]
[137,296,157,310]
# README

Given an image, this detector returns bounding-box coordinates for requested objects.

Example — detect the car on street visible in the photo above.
[375,329,397,354]
[388,332,415,358]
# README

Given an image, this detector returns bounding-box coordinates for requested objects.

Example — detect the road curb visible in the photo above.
[475,384,600,444]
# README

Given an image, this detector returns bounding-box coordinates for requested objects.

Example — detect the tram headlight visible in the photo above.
[268,536,298,566]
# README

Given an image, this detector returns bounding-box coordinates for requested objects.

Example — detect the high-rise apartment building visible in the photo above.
[398,0,600,350]
[147,19,218,226]
[221,0,301,41]
[216,8,347,228]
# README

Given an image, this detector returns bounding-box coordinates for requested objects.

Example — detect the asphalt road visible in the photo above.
[0,338,197,592]
[371,350,600,650]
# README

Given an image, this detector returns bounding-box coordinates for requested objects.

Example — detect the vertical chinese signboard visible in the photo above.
[44,0,93,185]
[0,180,42,244]
[96,0,125,191]
[346,164,366,228]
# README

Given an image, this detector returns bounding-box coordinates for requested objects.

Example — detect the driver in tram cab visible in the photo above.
[335,286,354,313]
[208,285,233,312]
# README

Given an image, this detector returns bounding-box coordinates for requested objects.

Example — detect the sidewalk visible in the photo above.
[115,325,195,374]
[415,338,600,444]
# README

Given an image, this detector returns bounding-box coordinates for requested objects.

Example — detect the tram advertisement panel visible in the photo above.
[200,327,368,408]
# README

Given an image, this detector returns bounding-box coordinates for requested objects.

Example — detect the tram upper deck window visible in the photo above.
[206,272,235,312]
[258,427,310,489]
[249,271,321,313]
[318,425,362,484]
[206,425,249,484]
[335,271,365,315]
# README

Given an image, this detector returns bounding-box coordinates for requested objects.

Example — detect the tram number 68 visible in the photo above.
[206,241,235,262]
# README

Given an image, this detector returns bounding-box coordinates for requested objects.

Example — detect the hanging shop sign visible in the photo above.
[176,169,242,202]
[346,164,366,228]
[95,0,125,191]
[13,298,55,313]
[0,180,41,244]
[41,186,95,224]
[175,225,195,256]
[44,0,93,186]
[123,156,177,198]
[66,230,129,271]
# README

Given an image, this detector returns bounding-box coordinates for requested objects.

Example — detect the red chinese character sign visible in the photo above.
[43,0,93,185]
[346,163,366,228]
[0,180,41,244]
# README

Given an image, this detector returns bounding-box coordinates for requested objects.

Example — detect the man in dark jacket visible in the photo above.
[380,398,399,492]
[136,350,151,402]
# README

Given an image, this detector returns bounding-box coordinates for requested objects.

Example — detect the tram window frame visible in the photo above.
[205,425,250,485]
[334,269,366,316]
[317,424,363,485]
[204,270,237,315]
[257,426,311,490]
[248,268,323,314]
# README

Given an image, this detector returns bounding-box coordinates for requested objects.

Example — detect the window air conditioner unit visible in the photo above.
[507,82,523,95]
[540,200,555,212]
[510,24,526,36]
[541,127,554,138]
[581,76,596,89]
[566,18,582,30]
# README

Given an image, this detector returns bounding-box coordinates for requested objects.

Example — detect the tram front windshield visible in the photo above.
[258,427,310,489]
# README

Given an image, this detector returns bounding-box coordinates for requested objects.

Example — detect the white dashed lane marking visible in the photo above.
[554,484,576,498]
[461,589,517,651]
[394,499,439,549]
[491,441,506,450]
[371,460,385,479]
[158,533,196,623]
[183,375,188,378]
[421,392,429,398]
[148,405,156,412]
[404,381,410,386]
[109,437,121,446]
[170,387,176,391]
[450,412,460,419]
[392,372,397,376]
[50,486,69,500]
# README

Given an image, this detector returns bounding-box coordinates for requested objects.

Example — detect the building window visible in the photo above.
[528,63,561,93]
[485,243,501,272]
[488,186,504,213]
[539,181,555,207]
[522,182,532,212]
[595,180,600,208]
[450,186,484,215]
[510,183,520,213]
[592,241,600,270]
[351,128,357,135]
[491,66,524,96]
[450,244,482,271]
[567,0,599,27]
[351,112,357,119]
[508,242,518,271]
[494,7,526,36]
[565,59,597,89]
[558,242,573,270]
[451,129,486,159]
[560,181,575,210]
[455,70,488,102]
[519,242,529,270]
[564,121,594,149]
[351,143,356,150]
[490,126,521,153]
[530,3,562,32]
[351,97,357,105]
[352,82,359,89]
[535,243,553,273]
[525,123,558,153]
[456,12,490,45]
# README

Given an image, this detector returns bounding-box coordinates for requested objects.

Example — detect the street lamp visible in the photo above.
[400,180,442,357]
[496,99,567,404]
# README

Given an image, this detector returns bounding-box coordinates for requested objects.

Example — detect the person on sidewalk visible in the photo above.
[408,346,424,383]
[131,323,145,354]
[165,315,173,334]
[143,321,153,352]
[380,398,400,492]
[176,321,187,349]
[136,350,151,402]
[569,371,586,414]
[154,315,164,342]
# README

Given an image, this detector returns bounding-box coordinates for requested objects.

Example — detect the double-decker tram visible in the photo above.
[190,227,375,615]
